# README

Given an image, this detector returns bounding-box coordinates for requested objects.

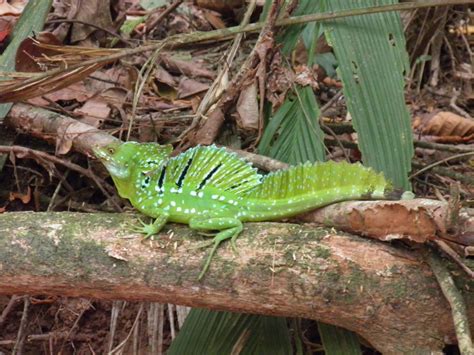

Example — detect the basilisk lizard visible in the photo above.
[95,141,398,279]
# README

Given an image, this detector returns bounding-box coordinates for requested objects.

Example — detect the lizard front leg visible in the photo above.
[130,213,169,239]
[189,217,243,280]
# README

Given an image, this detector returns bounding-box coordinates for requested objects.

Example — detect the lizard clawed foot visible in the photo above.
[124,218,157,239]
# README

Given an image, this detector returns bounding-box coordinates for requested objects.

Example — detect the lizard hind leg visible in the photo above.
[189,217,243,280]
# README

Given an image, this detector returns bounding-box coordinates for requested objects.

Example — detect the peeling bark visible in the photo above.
[299,199,474,246]
[0,212,473,353]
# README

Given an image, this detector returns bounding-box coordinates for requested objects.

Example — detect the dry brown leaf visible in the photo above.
[235,81,259,132]
[414,111,474,143]
[74,96,111,128]
[202,9,226,29]
[9,186,31,204]
[27,81,93,106]
[195,0,244,13]
[160,53,215,79]
[70,0,114,42]
[155,65,177,87]
[87,66,138,91]
[294,65,319,91]
[177,77,209,99]
[15,34,62,72]
[0,0,23,15]
[266,51,293,108]
[0,63,103,103]
[56,120,97,155]
[0,17,12,43]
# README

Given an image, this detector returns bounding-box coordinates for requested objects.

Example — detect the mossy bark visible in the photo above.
[0,212,472,353]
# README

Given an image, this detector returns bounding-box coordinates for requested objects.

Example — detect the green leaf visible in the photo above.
[119,16,146,37]
[278,0,323,56]
[167,309,292,355]
[318,322,362,355]
[323,0,413,189]
[258,85,326,165]
[0,0,52,171]
[0,0,53,119]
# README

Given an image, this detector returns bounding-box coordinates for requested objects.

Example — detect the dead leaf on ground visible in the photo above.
[414,111,474,143]
[15,34,62,72]
[27,81,93,106]
[266,51,294,108]
[177,77,209,99]
[155,65,177,87]
[0,17,12,43]
[235,81,259,132]
[294,65,319,91]
[201,9,226,29]
[160,53,215,79]
[56,120,98,155]
[9,186,31,204]
[0,0,24,16]
[87,66,138,91]
[74,97,111,127]
[195,0,245,14]
[69,0,114,43]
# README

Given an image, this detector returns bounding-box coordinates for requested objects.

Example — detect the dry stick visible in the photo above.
[191,0,257,129]
[46,19,132,45]
[4,0,471,95]
[179,0,276,144]
[110,304,144,355]
[12,296,29,355]
[145,0,184,34]
[0,145,122,212]
[321,138,474,186]
[409,151,474,179]
[225,147,289,171]
[427,250,474,354]
[0,295,21,326]
[434,240,474,278]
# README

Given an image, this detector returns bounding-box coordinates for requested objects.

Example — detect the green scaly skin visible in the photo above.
[95,141,399,280]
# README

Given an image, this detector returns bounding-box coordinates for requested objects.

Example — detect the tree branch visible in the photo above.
[0,212,473,353]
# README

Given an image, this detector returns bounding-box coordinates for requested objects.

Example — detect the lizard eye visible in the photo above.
[107,147,115,154]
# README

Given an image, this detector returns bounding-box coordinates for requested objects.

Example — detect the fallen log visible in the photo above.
[0,212,473,353]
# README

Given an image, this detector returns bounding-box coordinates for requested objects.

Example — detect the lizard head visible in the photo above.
[94,141,172,198]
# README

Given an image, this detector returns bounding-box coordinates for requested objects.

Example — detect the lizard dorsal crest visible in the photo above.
[164,145,262,195]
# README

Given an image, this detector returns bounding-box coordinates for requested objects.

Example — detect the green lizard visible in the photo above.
[94,141,398,279]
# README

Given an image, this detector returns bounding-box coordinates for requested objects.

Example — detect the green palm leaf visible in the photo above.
[323,0,413,189]
[167,309,292,355]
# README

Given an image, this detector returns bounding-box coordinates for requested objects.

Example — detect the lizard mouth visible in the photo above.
[92,146,109,161]
[93,146,130,179]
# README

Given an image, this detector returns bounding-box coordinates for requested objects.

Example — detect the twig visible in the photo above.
[46,19,132,45]
[188,0,257,135]
[433,240,474,278]
[12,296,29,355]
[145,0,184,34]
[0,145,122,212]
[3,0,471,98]
[412,162,474,186]
[0,295,21,326]
[109,304,144,354]
[427,250,474,354]
[224,147,289,171]
[409,152,474,179]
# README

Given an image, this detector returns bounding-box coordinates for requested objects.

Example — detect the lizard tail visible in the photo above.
[244,160,397,201]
